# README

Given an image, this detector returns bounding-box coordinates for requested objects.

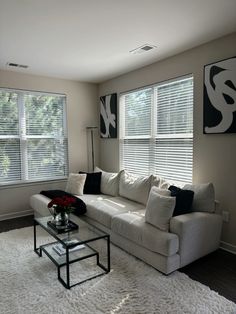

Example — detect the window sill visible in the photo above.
[0,178,68,190]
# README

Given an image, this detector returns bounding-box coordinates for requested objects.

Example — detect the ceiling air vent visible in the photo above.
[130,44,157,54]
[6,62,29,69]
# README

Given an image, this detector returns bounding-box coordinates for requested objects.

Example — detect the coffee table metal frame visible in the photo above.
[34,217,110,289]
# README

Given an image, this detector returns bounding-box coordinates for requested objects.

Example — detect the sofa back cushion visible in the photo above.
[183,183,215,213]
[119,171,152,205]
[145,187,176,231]
[94,166,120,196]
[152,186,171,197]
[151,175,170,189]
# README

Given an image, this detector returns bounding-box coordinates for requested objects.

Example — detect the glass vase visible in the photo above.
[54,212,69,228]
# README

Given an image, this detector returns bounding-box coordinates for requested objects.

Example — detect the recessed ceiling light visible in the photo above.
[129,44,157,54]
[6,62,29,69]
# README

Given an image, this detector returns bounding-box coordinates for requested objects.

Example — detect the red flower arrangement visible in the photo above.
[48,196,76,214]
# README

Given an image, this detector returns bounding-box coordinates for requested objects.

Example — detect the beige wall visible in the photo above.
[98,32,236,248]
[0,70,98,219]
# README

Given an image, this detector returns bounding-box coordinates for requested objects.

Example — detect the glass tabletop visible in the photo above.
[35,215,108,248]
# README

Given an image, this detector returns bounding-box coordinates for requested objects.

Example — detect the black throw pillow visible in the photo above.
[168,185,194,216]
[79,171,102,194]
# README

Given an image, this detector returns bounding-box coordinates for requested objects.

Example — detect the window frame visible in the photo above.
[0,87,69,187]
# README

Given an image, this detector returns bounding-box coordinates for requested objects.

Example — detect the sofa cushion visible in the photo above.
[79,194,119,228]
[111,212,179,256]
[105,196,146,212]
[65,173,87,195]
[145,187,176,231]
[168,185,194,216]
[86,203,127,228]
[79,194,145,228]
[184,183,215,213]
[94,166,120,196]
[76,194,113,204]
[119,171,152,205]
[79,171,102,194]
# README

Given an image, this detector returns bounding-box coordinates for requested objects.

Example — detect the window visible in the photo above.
[0,88,68,185]
[120,75,193,184]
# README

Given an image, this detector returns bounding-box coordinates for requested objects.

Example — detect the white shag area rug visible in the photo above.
[0,227,235,314]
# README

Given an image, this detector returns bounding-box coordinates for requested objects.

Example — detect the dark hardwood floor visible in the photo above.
[179,249,236,303]
[0,215,235,303]
[0,215,34,233]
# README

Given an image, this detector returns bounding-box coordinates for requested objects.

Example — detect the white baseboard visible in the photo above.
[220,241,236,255]
[0,209,33,221]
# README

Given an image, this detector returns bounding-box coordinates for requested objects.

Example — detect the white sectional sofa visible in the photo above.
[30,169,222,274]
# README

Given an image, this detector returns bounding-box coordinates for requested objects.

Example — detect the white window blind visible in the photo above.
[120,75,193,184]
[0,89,68,185]
[120,87,152,176]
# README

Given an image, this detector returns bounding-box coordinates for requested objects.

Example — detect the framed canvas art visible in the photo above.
[100,93,117,138]
[203,56,236,134]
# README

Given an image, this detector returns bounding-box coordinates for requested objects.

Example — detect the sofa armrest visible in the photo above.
[170,212,222,267]
[30,194,51,218]
[214,200,221,214]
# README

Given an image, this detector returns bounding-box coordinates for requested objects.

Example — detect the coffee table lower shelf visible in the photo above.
[34,219,110,289]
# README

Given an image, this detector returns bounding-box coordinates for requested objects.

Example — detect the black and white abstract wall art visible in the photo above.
[203,56,236,134]
[100,93,117,138]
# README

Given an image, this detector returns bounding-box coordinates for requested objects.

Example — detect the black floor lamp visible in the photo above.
[86,126,98,171]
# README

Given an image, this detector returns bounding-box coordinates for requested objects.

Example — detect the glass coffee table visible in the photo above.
[34,216,110,289]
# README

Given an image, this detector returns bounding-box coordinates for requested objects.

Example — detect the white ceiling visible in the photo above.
[0,0,236,83]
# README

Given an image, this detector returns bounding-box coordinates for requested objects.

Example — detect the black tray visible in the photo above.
[47,220,78,234]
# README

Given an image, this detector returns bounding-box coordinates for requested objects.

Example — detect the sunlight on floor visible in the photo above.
[110,294,130,314]
[81,269,114,297]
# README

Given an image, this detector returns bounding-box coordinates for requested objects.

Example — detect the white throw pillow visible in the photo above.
[145,187,176,231]
[183,183,215,212]
[65,173,87,196]
[94,166,120,196]
[119,171,152,205]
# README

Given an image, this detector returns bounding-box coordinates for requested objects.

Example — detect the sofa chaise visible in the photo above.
[30,168,222,274]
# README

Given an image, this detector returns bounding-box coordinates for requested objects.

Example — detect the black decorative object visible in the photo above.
[203,56,236,134]
[47,220,78,234]
[100,93,117,138]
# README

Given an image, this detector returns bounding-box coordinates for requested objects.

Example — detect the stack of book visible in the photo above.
[53,239,85,256]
